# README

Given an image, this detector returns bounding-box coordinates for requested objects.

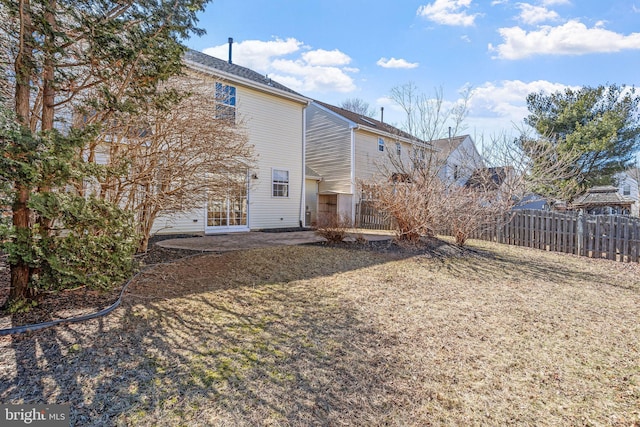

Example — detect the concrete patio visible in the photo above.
[155,230,393,252]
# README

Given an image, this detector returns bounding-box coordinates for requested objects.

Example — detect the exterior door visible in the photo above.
[206,171,249,233]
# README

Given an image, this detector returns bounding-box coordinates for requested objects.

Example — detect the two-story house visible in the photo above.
[151,49,310,234]
[304,101,431,225]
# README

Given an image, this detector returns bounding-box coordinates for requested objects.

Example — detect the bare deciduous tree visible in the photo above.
[389,83,472,142]
[86,72,254,252]
[340,98,377,118]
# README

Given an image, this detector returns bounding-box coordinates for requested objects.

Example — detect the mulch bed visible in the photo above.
[0,241,205,329]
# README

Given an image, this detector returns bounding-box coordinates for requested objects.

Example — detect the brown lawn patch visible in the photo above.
[1,241,639,426]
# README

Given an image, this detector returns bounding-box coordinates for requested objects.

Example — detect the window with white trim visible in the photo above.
[272,169,289,197]
[623,184,631,196]
[215,82,236,122]
[396,142,401,156]
[378,138,384,152]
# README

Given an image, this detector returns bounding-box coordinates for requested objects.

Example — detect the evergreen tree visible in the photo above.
[523,84,640,199]
[0,0,211,306]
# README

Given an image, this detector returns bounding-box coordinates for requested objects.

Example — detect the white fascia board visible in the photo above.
[185,60,311,105]
[310,102,358,129]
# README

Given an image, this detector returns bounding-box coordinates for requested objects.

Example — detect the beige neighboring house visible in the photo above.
[151,49,311,235]
[305,100,430,224]
[432,134,485,186]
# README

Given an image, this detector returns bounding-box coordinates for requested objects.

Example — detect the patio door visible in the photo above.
[206,170,249,233]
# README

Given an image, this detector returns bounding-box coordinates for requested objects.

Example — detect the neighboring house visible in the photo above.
[512,194,550,211]
[571,186,634,215]
[614,170,639,216]
[464,166,510,192]
[304,100,430,224]
[151,49,310,234]
[432,135,485,186]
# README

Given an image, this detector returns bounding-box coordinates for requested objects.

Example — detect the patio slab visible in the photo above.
[155,230,393,252]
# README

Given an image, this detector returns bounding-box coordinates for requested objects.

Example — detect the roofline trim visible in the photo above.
[311,101,358,129]
[184,59,311,105]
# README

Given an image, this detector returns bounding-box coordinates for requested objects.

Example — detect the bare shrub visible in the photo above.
[314,213,352,243]
[361,174,445,244]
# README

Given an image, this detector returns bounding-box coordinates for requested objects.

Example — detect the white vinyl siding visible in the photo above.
[153,68,306,234]
[354,131,412,182]
[305,104,353,195]
[240,87,304,229]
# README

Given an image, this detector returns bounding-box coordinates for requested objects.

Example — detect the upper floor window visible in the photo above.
[215,82,236,122]
[396,143,401,156]
[623,184,631,196]
[453,165,460,180]
[272,169,289,197]
[378,138,384,152]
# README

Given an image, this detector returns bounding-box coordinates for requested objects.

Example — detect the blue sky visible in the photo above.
[186,0,640,139]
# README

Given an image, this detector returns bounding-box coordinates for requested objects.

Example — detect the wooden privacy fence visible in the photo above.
[467,209,640,263]
[357,203,640,263]
[355,202,394,230]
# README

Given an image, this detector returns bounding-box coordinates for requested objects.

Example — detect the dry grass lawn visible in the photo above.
[1,239,639,426]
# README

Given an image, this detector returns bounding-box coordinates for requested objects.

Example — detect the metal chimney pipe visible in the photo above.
[228,37,233,64]
[380,107,384,123]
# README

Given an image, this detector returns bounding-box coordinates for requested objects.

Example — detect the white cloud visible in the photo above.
[301,49,351,66]
[417,0,479,27]
[270,59,357,93]
[517,3,559,25]
[202,38,357,94]
[376,57,420,69]
[490,20,640,59]
[203,38,302,71]
[465,79,584,137]
[541,0,570,5]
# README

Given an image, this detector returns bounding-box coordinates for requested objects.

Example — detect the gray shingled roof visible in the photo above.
[572,186,633,207]
[184,49,305,98]
[313,100,427,145]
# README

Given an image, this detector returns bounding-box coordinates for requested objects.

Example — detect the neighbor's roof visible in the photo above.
[312,100,427,145]
[431,135,470,161]
[572,185,633,207]
[184,49,306,99]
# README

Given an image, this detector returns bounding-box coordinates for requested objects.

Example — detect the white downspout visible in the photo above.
[300,104,308,227]
[350,127,356,223]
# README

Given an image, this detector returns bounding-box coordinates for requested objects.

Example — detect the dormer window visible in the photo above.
[215,82,236,122]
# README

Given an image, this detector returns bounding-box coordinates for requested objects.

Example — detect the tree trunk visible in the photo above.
[7,186,32,303]
[8,0,34,303]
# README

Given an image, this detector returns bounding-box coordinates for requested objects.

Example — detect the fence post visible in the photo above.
[576,211,584,256]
